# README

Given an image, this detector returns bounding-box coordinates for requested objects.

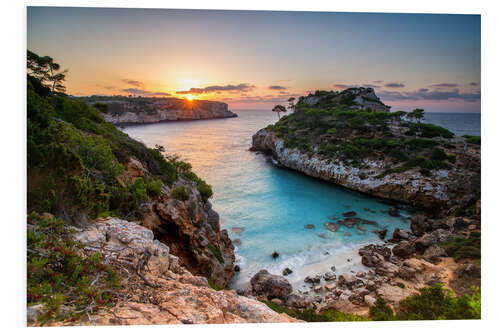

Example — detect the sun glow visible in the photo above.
[185,94,195,101]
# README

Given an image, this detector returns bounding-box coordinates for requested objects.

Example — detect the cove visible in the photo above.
[123,110,414,290]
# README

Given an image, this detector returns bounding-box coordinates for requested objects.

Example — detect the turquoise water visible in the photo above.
[122,110,420,287]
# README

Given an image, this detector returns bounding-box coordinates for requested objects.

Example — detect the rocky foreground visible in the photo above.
[240,210,480,316]
[28,217,298,326]
[78,96,237,124]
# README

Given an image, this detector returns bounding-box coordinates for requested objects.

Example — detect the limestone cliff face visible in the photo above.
[118,158,235,288]
[88,97,237,124]
[252,129,479,210]
[34,218,297,326]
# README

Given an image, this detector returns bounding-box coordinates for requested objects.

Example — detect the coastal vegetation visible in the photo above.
[267,89,469,177]
[27,212,121,324]
[369,284,480,320]
[27,51,213,223]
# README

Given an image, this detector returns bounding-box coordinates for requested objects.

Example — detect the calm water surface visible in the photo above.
[123,110,479,288]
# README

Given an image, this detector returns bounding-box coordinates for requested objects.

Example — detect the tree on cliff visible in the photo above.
[272,104,287,119]
[287,97,296,112]
[27,50,68,94]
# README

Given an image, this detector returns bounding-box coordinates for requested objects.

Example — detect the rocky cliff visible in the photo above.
[28,217,298,326]
[118,157,235,288]
[252,129,479,210]
[251,88,480,211]
[79,96,237,124]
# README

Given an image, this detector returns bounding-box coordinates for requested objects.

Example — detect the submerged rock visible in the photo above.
[388,207,400,217]
[342,211,357,217]
[304,224,315,229]
[324,222,338,232]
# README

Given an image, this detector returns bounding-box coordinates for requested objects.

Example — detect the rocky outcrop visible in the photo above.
[251,128,479,209]
[250,270,293,300]
[116,159,235,288]
[303,87,390,112]
[34,218,297,326]
[85,97,237,124]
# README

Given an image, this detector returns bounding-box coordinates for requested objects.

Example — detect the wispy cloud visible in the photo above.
[268,85,287,90]
[384,82,405,88]
[122,88,148,95]
[122,79,144,87]
[379,88,480,102]
[430,83,458,88]
[152,92,171,96]
[469,82,479,86]
[176,83,255,95]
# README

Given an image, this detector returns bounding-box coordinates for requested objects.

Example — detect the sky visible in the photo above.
[27,7,481,112]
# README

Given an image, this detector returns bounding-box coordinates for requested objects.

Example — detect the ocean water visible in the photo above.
[123,110,480,289]
[424,112,481,136]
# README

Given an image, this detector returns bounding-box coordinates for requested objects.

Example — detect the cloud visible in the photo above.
[268,85,287,90]
[373,80,383,83]
[378,88,480,102]
[152,92,171,96]
[363,84,381,89]
[430,83,458,88]
[384,82,405,88]
[469,82,479,86]
[122,79,144,87]
[122,88,149,95]
[176,83,255,95]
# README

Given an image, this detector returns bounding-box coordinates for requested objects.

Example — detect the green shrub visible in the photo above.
[407,138,438,150]
[406,123,454,138]
[207,243,224,264]
[171,186,189,201]
[369,297,395,321]
[397,284,480,320]
[431,148,448,161]
[463,135,481,145]
[440,232,481,260]
[27,213,120,325]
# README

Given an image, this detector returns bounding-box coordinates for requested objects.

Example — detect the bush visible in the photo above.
[171,186,189,201]
[207,243,224,264]
[463,135,481,145]
[27,213,120,325]
[406,123,454,138]
[369,297,395,321]
[431,148,448,161]
[397,284,480,320]
[440,232,481,260]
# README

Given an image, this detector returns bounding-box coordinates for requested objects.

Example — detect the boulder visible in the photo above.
[338,273,361,289]
[359,244,391,259]
[423,245,447,263]
[392,228,409,241]
[378,228,388,240]
[250,270,293,300]
[410,214,431,236]
[414,233,438,252]
[364,295,377,306]
[282,267,293,276]
[304,275,322,284]
[392,240,415,258]
[323,272,337,281]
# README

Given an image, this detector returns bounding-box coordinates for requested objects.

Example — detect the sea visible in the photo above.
[123,111,480,289]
